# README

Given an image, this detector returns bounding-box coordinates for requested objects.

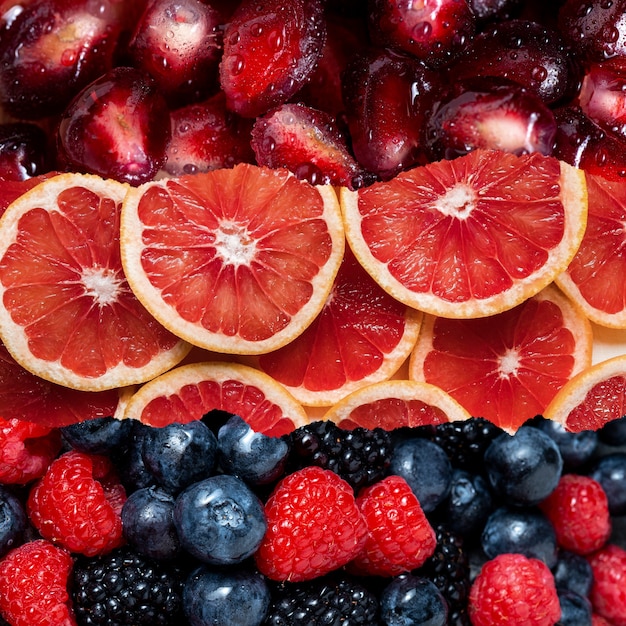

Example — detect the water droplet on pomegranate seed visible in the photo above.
[412,21,432,40]
[250,22,263,37]
[267,29,283,51]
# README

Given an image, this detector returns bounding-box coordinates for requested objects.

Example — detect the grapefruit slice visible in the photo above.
[123,361,309,436]
[0,340,125,427]
[321,379,469,430]
[250,247,422,406]
[556,172,626,328]
[120,163,345,354]
[0,173,191,391]
[544,355,626,432]
[409,284,593,432]
[341,150,587,319]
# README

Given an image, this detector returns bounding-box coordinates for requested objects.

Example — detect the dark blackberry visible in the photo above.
[430,417,503,471]
[71,547,184,626]
[416,525,471,626]
[265,574,381,625]
[288,420,392,491]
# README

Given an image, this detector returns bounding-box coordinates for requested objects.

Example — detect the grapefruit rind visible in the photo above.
[544,354,626,432]
[0,173,192,392]
[321,379,470,430]
[120,165,345,355]
[123,360,310,433]
[340,153,588,319]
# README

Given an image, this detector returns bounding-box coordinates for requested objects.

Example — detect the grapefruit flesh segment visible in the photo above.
[255,248,421,406]
[556,172,626,328]
[121,164,345,354]
[410,284,593,432]
[341,150,587,319]
[321,380,469,430]
[123,361,309,436]
[0,174,190,391]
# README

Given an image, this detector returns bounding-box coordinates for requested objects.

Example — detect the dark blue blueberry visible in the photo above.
[142,421,217,494]
[121,486,181,561]
[380,574,448,626]
[598,415,626,446]
[481,506,558,568]
[217,415,289,485]
[552,550,594,597]
[532,417,597,470]
[389,438,452,513]
[588,452,626,516]
[183,567,270,626]
[118,422,157,492]
[0,487,26,558]
[557,590,592,626]
[174,474,266,565]
[61,416,133,455]
[484,426,563,507]
[443,469,493,537]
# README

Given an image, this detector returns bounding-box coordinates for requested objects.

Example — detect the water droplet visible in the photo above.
[262,136,276,153]
[229,30,240,46]
[183,164,199,175]
[531,66,548,82]
[600,0,614,10]
[231,54,245,75]
[60,49,77,67]
[294,162,324,186]
[250,22,263,37]
[412,21,432,40]
[267,29,284,52]
[602,25,620,43]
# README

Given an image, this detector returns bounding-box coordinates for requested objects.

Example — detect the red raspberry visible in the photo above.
[27,451,126,556]
[0,539,76,626]
[588,544,626,626]
[469,553,561,626]
[350,475,437,577]
[0,417,61,484]
[540,474,611,555]
[255,466,367,582]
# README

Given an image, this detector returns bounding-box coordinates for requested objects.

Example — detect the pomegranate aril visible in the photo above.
[0,122,50,180]
[342,48,440,181]
[57,66,170,186]
[164,91,255,176]
[251,102,372,189]
[424,77,557,160]
[0,0,124,120]
[448,19,580,105]
[368,0,477,68]
[219,0,327,118]
[127,0,225,108]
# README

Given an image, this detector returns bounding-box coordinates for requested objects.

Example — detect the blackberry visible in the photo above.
[71,547,184,626]
[430,417,503,471]
[288,420,391,491]
[416,526,471,626]
[265,574,381,625]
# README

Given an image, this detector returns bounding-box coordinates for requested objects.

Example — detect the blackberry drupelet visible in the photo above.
[264,574,381,625]
[430,417,503,471]
[71,547,184,626]
[288,420,392,491]
[417,525,472,626]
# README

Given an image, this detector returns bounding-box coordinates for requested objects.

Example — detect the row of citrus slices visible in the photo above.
[0,150,625,435]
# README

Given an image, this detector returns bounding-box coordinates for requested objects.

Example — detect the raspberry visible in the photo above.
[255,466,367,582]
[588,544,626,626]
[27,451,126,556]
[0,417,61,484]
[540,474,611,555]
[0,539,75,626]
[468,553,561,626]
[350,475,437,577]
[592,614,614,626]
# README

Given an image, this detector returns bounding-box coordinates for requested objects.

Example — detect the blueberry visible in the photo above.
[481,506,558,568]
[0,487,26,558]
[142,421,217,494]
[552,550,594,597]
[598,415,626,446]
[118,422,157,492]
[380,574,448,626]
[443,468,493,537]
[532,417,597,470]
[557,589,592,626]
[61,416,133,455]
[484,426,563,507]
[174,474,266,565]
[389,438,452,513]
[183,567,270,626]
[588,452,626,516]
[218,415,289,485]
[121,486,181,561]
